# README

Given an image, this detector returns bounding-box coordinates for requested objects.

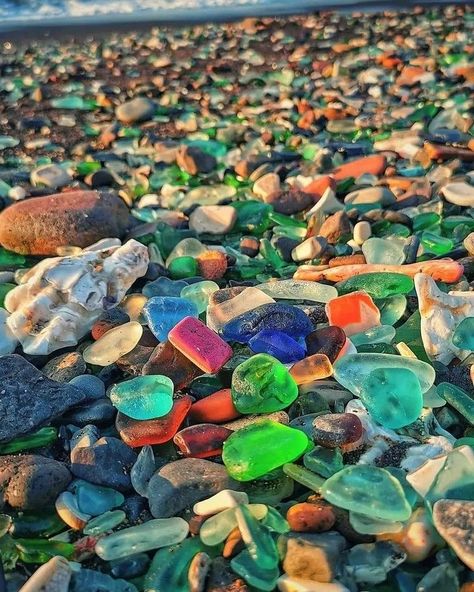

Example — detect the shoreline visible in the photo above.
[0,0,468,39]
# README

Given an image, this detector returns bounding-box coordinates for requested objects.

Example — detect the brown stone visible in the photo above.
[286,501,336,533]
[318,211,352,244]
[265,189,313,215]
[0,190,130,255]
[176,146,217,175]
[207,557,249,592]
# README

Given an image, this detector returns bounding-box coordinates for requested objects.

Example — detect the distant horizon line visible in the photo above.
[0,0,467,36]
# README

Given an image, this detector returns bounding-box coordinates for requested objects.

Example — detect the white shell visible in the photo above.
[414,272,474,364]
[5,239,149,355]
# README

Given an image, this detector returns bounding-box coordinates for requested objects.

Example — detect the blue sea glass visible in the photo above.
[248,329,306,363]
[143,297,198,341]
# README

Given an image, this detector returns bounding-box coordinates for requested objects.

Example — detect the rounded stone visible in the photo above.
[0,454,71,510]
[0,190,130,255]
[312,413,363,448]
[265,190,313,215]
[41,351,87,383]
[286,501,336,533]
[116,97,156,124]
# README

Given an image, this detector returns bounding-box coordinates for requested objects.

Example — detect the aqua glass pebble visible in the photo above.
[362,237,405,265]
[143,296,198,341]
[349,512,403,535]
[231,354,298,414]
[109,375,174,420]
[321,466,412,521]
[424,446,474,507]
[303,446,344,478]
[437,383,474,425]
[73,480,124,516]
[84,510,126,536]
[95,518,189,560]
[452,317,474,351]
[230,549,280,592]
[143,277,189,298]
[261,507,289,534]
[376,294,407,326]
[180,280,219,313]
[282,463,325,492]
[333,353,435,395]
[360,367,423,428]
[235,504,279,569]
[248,329,306,363]
[351,325,396,347]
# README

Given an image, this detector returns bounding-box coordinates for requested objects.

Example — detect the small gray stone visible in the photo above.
[189,205,237,235]
[344,186,396,206]
[42,351,87,382]
[0,354,87,443]
[147,458,240,518]
[69,374,106,399]
[433,499,474,570]
[116,97,156,124]
[71,433,137,492]
[0,454,71,510]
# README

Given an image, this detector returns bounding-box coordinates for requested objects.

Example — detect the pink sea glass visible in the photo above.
[168,316,233,373]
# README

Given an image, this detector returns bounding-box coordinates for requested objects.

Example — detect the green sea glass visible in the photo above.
[83,510,126,536]
[199,504,267,546]
[235,504,279,569]
[437,382,474,424]
[222,420,308,481]
[231,354,298,414]
[321,466,412,521]
[303,446,344,478]
[362,237,405,265]
[230,549,280,591]
[0,426,57,454]
[109,375,174,420]
[282,463,325,492]
[336,272,414,298]
[168,256,198,279]
[180,280,219,313]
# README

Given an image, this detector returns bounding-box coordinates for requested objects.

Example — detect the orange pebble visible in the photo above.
[287,501,336,533]
[189,388,241,424]
[223,526,244,558]
[331,154,386,181]
[302,175,336,197]
[290,353,333,385]
[325,291,380,336]
[197,250,228,280]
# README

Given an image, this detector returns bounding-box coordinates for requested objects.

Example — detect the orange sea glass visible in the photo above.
[325,291,380,336]
[173,423,233,458]
[290,353,333,385]
[189,388,241,424]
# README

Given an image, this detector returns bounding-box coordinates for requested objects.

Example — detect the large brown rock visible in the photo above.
[0,190,130,255]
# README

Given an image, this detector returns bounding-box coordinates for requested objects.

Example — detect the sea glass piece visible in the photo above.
[248,329,306,363]
[235,504,279,569]
[143,340,203,390]
[199,504,267,546]
[231,354,298,414]
[303,446,344,478]
[362,237,406,265]
[144,276,188,298]
[207,287,275,333]
[325,291,381,336]
[452,317,474,351]
[116,395,192,447]
[321,466,412,521]
[351,325,396,346]
[222,303,313,344]
[376,294,407,326]
[231,549,280,591]
[305,326,346,360]
[0,426,57,454]
[73,480,124,516]
[257,280,337,303]
[189,388,241,424]
[359,367,423,428]
[83,321,143,366]
[282,463,325,492]
[83,510,126,535]
[194,490,249,516]
[336,273,414,299]
[222,420,309,481]
[333,353,435,395]
[95,517,189,560]
[143,297,198,341]
[289,354,333,385]
[168,316,233,373]
[180,281,219,313]
[109,375,174,420]
[168,256,198,279]
[437,383,474,424]
[173,424,233,458]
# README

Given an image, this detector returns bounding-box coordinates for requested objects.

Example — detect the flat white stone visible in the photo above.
[441,181,474,207]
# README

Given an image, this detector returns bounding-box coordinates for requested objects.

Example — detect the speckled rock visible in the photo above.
[0,190,130,255]
[0,354,87,442]
[0,454,71,510]
[115,97,156,124]
[147,458,240,518]
[433,499,474,570]
[42,351,87,382]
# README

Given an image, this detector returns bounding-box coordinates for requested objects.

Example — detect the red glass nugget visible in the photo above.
[168,316,233,374]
